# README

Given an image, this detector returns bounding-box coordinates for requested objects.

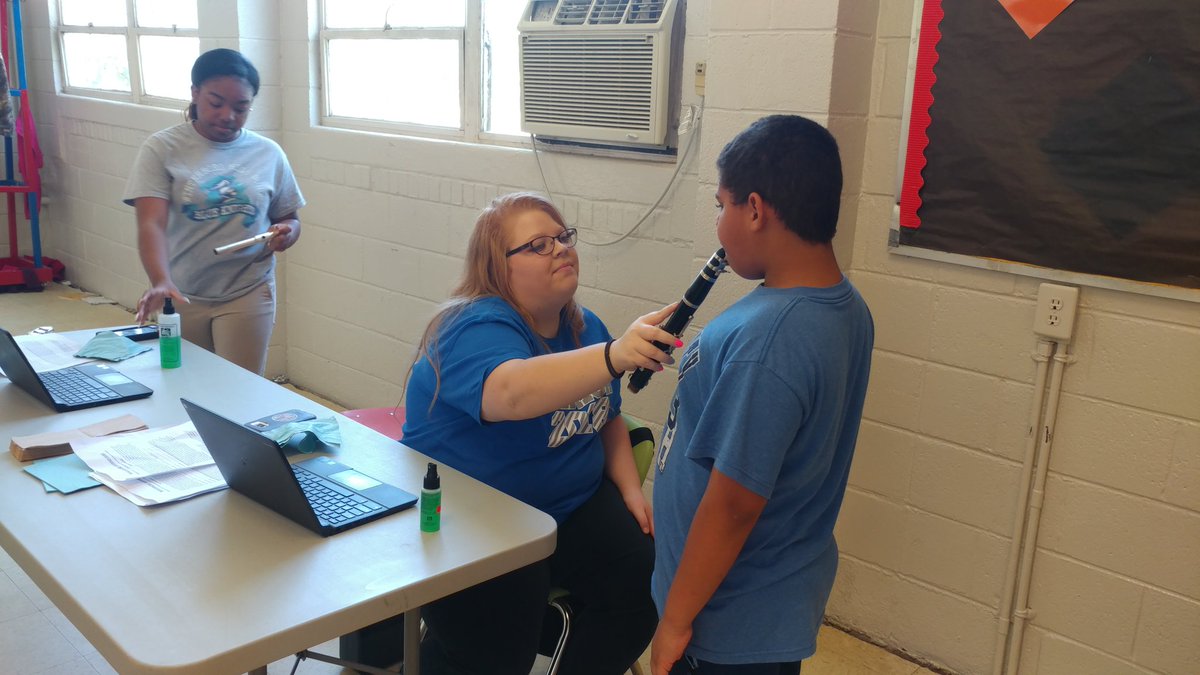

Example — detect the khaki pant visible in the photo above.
[178,279,275,375]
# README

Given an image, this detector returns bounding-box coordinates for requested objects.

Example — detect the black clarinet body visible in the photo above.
[627,248,727,393]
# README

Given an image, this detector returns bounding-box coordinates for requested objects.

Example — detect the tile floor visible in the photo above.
[0,283,932,675]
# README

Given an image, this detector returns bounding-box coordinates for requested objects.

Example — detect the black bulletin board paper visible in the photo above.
[898,0,1200,290]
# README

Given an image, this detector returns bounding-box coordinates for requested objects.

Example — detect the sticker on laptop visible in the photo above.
[244,409,317,432]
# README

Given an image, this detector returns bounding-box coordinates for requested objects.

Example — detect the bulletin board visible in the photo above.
[895,0,1200,292]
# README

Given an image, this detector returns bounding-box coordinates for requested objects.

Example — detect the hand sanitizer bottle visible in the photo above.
[159,298,181,369]
[421,462,441,533]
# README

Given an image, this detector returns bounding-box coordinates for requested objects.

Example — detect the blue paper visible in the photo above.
[24,454,102,494]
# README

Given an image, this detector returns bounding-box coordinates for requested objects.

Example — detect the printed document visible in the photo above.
[2,333,92,374]
[71,422,227,505]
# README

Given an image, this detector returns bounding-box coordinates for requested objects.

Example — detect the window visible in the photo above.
[320,0,528,139]
[57,0,199,105]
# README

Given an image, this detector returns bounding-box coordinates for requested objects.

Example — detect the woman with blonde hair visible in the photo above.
[403,192,678,674]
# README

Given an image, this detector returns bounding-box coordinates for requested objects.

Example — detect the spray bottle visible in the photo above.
[158,298,181,369]
[421,462,441,533]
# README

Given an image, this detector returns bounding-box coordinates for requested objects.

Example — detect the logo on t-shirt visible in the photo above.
[678,340,701,380]
[182,175,258,226]
[657,395,679,473]
[657,336,699,473]
[548,385,612,448]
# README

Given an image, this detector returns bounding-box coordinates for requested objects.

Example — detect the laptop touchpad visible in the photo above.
[328,469,382,491]
[94,372,133,387]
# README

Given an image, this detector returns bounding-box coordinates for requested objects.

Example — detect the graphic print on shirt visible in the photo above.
[548,384,613,448]
[182,169,258,228]
[656,337,700,472]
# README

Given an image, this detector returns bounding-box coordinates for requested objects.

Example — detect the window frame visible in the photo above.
[55,0,199,107]
[319,1,528,147]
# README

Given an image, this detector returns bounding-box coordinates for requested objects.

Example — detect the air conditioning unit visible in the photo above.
[518,0,680,147]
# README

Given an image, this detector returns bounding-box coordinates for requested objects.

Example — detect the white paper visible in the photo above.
[71,422,228,506]
[4,333,92,374]
[72,422,214,482]
[93,465,227,507]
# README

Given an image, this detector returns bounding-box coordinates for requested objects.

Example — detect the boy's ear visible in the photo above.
[746,192,772,232]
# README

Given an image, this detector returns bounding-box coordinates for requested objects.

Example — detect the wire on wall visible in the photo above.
[531,99,705,247]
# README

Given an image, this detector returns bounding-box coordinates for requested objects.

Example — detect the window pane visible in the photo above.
[60,0,127,26]
[62,33,130,92]
[482,0,526,135]
[328,39,461,128]
[325,0,465,29]
[141,36,199,99]
[136,0,198,29]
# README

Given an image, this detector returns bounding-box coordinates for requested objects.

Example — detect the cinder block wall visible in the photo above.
[831,3,1200,675]
[22,0,1200,673]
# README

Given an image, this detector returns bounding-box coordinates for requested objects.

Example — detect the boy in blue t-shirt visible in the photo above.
[650,115,874,674]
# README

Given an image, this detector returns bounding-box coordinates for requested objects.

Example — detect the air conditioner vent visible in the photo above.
[520,0,680,146]
[627,1,666,23]
[588,0,629,24]
[522,36,654,131]
[555,0,592,25]
[552,0,668,26]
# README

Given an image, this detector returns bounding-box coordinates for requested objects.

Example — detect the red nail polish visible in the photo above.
[675,339,683,348]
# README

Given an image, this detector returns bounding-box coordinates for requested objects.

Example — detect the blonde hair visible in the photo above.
[410,192,584,408]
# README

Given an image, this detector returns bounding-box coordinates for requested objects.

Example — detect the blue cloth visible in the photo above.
[258,417,342,449]
[652,279,874,664]
[402,297,621,523]
[74,331,152,362]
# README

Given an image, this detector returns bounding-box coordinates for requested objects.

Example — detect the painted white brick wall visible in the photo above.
[20,1,1200,674]
[828,2,1200,675]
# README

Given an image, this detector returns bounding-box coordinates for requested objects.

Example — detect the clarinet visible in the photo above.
[627,248,727,393]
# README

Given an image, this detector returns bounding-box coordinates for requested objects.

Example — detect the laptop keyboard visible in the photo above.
[40,368,120,405]
[293,466,384,526]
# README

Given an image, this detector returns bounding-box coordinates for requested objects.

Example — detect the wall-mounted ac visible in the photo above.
[518,0,680,147]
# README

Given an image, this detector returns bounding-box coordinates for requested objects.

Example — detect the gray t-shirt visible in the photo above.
[123,122,305,302]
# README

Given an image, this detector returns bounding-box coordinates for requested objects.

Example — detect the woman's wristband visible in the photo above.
[603,339,621,379]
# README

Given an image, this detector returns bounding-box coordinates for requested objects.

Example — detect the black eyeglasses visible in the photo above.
[505,228,578,257]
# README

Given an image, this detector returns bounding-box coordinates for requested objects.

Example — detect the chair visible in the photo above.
[342,406,406,440]
[332,407,653,675]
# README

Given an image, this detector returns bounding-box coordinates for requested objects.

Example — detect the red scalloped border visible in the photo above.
[899,0,944,229]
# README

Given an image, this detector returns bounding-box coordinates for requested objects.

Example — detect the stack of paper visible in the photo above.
[11,414,147,461]
[70,422,227,506]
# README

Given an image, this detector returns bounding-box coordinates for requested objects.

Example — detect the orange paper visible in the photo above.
[998,0,1074,39]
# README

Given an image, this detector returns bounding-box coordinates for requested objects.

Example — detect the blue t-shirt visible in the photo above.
[402,297,621,523]
[651,279,874,664]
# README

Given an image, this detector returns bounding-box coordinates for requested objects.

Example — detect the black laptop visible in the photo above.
[181,399,417,536]
[0,327,153,412]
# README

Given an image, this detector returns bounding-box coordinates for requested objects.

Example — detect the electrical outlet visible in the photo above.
[1033,283,1079,341]
[694,61,706,96]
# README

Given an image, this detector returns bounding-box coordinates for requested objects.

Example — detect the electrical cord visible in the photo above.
[531,98,705,247]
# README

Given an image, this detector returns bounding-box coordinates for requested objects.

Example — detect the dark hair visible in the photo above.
[186,48,261,121]
[716,115,843,243]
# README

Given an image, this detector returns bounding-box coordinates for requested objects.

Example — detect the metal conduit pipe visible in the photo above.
[1004,343,1073,675]
[991,339,1056,675]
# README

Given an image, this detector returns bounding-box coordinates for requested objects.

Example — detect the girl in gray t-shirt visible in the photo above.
[123,48,304,375]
